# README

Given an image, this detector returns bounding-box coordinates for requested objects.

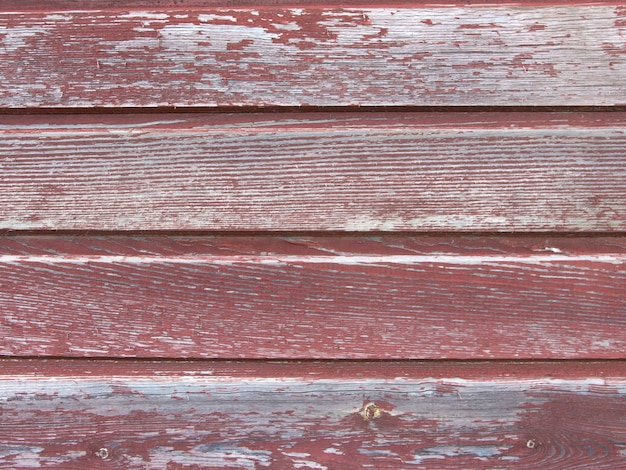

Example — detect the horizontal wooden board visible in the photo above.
[2,112,626,231]
[1,359,625,468]
[1,6,626,107]
[1,234,625,359]
[5,0,624,10]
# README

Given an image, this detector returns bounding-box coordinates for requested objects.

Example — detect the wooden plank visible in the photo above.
[2,112,626,232]
[5,0,623,9]
[1,234,625,359]
[1,359,625,468]
[1,5,626,108]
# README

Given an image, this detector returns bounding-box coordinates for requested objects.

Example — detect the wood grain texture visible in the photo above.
[6,0,624,10]
[1,360,625,468]
[1,234,624,359]
[1,6,626,108]
[2,112,626,231]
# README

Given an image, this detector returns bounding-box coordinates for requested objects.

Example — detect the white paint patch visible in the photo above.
[44,14,72,21]
[343,214,521,231]
[0,445,45,468]
[323,447,344,455]
[199,14,237,23]
[293,460,328,469]
[142,445,271,469]
[411,445,506,464]
[152,336,197,347]
[120,12,169,20]
[157,22,279,51]
[68,346,111,354]
[358,449,399,456]
[592,339,614,348]
[271,23,302,31]
[0,25,51,53]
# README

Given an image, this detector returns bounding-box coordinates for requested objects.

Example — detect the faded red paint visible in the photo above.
[0,235,624,359]
[1,112,625,232]
[1,1,625,467]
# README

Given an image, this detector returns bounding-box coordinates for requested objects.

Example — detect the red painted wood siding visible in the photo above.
[1,5,626,107]
[1,112,625,231]
[1,0,625,468]
[1,235,625,359]
[1,360,625,469]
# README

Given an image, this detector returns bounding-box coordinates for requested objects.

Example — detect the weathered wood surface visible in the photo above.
[1,6,626,108]
[6,0,623,9]
[1,234,624,359]
[1,360,625,468]
[2,112,626,231]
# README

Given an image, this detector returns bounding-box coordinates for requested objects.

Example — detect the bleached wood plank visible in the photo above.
[1,234,624,359]
[1,112,625,231]
[1,359,625,468]
[1,5,625,107]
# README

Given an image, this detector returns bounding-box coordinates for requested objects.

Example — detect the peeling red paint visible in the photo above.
[2,1,625,468]
[0,6,624,107]
[226,38,254,50]
[1,361,625,468]
[528,22,547,30]
[603,42,626,56]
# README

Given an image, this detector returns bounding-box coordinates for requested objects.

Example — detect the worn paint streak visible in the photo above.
[1,235,624,359]
[0,6,625,107]
[1,112,626,231]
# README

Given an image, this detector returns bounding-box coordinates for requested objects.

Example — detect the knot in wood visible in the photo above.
[95,447,110,460]
[526,439,539,449]
[360,402,383,421]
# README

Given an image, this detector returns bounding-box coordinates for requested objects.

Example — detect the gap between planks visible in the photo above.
[2,357,626,378]
[2,105,626,116]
